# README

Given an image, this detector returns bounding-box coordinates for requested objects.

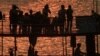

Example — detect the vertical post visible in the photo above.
[65,36,67,56]
[14,36,17,56]
[86,34,96,56]
[96,35,99,54]
[62,37,65,56]
[62,36,67,56]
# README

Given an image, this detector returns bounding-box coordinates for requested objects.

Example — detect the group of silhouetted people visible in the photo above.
[1,4,74,56]
[8,4,73,35]
[1,4,100,56]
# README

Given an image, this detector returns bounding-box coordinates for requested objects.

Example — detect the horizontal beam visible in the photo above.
[0,32,99,37]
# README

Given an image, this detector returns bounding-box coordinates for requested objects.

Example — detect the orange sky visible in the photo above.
[0,0,93,16]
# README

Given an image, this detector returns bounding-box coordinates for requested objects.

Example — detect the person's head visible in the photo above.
[36,11,41,15]
[29,9,33,14]
[19,10,23,15]
[9,48,13,52]
[24,13,29,16]
[44,4,49,9]
[91,10,95,13]
[12,4,18,9]
[68,5,72,9]
[77,43,81,48]
[91,10,97,15]
[61,5,65,9]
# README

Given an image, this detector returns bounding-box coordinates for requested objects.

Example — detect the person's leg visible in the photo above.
[54,26,57,34]
[22,25,26,34]
[66,20,69,33]
[28,46,34,56]
[29,36,37,50]
[60,24,64,34]
[12,24,17,34]
[69,20,72,33]
[19,24,21,34]
[10,24,12,33]
[28,36,38,56]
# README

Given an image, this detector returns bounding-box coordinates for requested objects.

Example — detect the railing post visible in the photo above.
[14,36,17,56]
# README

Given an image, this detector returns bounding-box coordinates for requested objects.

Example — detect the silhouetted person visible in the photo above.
[2,14,5,20]
[29,9,34,34]
[58,5,66,34]
[31,11,42,34]
[9,48,14,56]
[42,4,51,18]
[52,16,58,34]
[91,10,100,32]
[18,10,23,34]
[96,53,100,56]
[29,9,33,16]
[42,4,51,34]
[28,48,38,56]
[36,11,43,34]
[28,33,38,56]
[86,34,96,56]
[74,43,85,56]
[28,46,34,56]
[22,13,30,34]
[66,5,73,33]
[9,5,19,34]
[28,11,42,56]
[0,11,3,20]
[34,51,38,56]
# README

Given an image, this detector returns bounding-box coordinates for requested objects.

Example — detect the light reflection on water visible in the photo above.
[0,36,87,56]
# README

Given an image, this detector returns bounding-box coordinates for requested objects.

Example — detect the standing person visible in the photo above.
[18,10,23,34]
[42,4,51,34]
[9,48,14,56]
[74,43,85,56]
[66,5,73,33]
[0,11,3,20]
[91,10,100,32]
[23,13,30,34]
[28,11,42,56]
[9,5,19,34]
[29,9,34,34]
[58,5,67,34]
[42,4,51,18]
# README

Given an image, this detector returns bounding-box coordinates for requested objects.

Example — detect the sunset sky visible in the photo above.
[0,0,95,16]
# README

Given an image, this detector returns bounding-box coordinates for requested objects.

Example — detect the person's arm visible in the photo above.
[80,51,86,56]
[48,9,51,14]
